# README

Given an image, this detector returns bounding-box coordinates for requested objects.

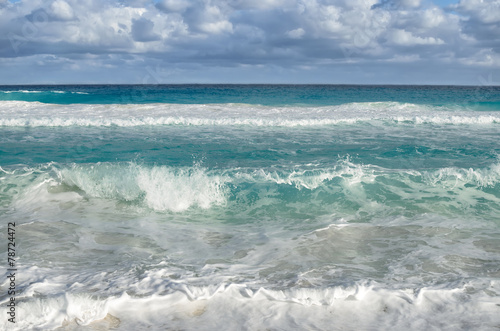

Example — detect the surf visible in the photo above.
[1,101,500,127]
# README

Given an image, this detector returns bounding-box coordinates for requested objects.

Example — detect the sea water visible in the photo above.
[0,85,499,330]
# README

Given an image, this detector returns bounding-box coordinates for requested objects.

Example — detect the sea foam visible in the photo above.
[57,163,228,212]
[3,279,499,330]
[0,101,499,127]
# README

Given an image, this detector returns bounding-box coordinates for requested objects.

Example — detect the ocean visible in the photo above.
[1,85,499,330]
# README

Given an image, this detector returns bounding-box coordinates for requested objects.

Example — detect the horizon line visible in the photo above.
[1,83,500,87]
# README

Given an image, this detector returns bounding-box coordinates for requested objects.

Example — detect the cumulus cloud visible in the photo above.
[452,0,500,51]
[454,0,500,24]
[388,29,445,46]
[0,0,498,84]
[50,0,75,21]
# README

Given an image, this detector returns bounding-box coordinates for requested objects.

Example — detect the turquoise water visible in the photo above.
[1,84,500,108]
[1,85,500,330]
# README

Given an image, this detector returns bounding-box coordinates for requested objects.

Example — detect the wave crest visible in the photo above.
[57,164,228,212]
[3,160,500,218]
[1,163,234,214]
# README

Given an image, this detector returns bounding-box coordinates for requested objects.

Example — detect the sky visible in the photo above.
[0,0,499,85]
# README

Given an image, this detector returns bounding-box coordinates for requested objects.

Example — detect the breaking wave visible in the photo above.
[0,101,499,127]
[2,160,499,217]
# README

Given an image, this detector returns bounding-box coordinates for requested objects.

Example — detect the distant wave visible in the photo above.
[0,90,44,93]
[1,116,499,127]
[0,90,89,94]
[0,101,498,127]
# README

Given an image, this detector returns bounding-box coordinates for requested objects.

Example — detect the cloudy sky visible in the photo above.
[0,0,499,84]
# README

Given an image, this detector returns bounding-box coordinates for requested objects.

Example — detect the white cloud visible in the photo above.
[180,1,234,34]
[156,0,190,13]
[388,29,445,46]
[287,28,305,39]
[460,49,500,67]
[452,0,500,52]
[50,0,74,21]
[199,19,233,34]
[455,0,500,24]
[420,8,445,28]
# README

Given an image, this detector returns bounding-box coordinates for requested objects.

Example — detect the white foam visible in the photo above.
[236,157,377,189]
[2,280,499,330]
[0,90,89,94]
[9,90,44,93]
[56,163,227,212]
[0,101,498,127]
[0,293,109,330]
[423,163,500,188]
[136,165,227,212]
[233,160,500,194]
